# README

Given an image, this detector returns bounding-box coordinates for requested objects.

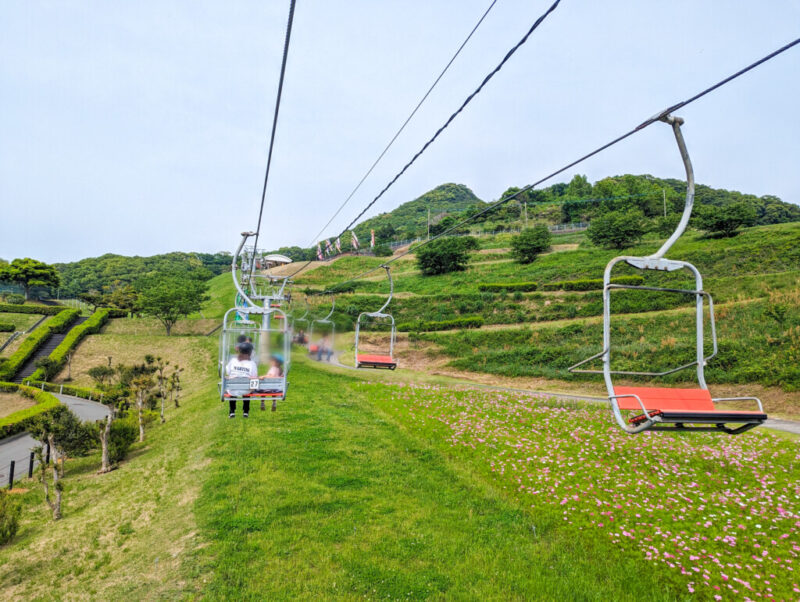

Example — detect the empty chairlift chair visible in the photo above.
[309,296,336,360]
[568,115,767,434]
[355,266,397,370]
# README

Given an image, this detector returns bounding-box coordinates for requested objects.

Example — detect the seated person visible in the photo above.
[265,356,284,378]
[316,334,334,362]
[225,342,257,418]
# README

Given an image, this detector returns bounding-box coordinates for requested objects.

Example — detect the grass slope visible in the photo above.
[193,359,669,600]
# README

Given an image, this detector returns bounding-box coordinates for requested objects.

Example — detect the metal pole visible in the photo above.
[427,208,430,240]
[45,444,50,465]
[524,202,528,228]
[8,461,14,489]
[663,189,667,217]
[28,452,34,478]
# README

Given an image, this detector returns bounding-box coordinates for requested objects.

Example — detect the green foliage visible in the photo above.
[29,309,111,381]
[0,323,14,332]
[109,416,138,464]
[0,384,62,439]
[136,276,209,336]
[398,316,484,332]
[416,237,477,276]
[510,224,552,264]
[653,213,681,237]
[0,258,60,299]
[695,201,757,237]
[0,303,64,315]
[0,491,20,545]
[3,294,25,305]
[54,251,225,297]
[371,244,393,257]
[354,183,483,242]
[0,309,80,381]
[28,404,96,458]
[540,275,645,291]
[479,282,539,292]
[587,210,647,249]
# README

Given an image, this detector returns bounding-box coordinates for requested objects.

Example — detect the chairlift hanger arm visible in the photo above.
[375,265,393,315]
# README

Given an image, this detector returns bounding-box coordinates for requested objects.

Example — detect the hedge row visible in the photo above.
[0,323,14,333]
[0,383,62,439]
[107,308,130,318]
[540,275,646,291]
[21,380,105,403]
[0,303,65,315]
[29,309,111,381]
[398,316,484,332]
[0,309,80,381]
[478,282,539,292]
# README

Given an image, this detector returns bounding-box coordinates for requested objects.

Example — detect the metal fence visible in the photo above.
[1,445,49,489]
[386,222,589,249]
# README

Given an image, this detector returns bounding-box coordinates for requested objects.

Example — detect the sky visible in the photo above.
[1,0,799,263]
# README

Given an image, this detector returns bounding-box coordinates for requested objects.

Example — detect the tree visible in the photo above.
[131,371,155,442]
[0,258,60,300]
[79,290,106,311]
[416,237,476,276]
[587,210,647,249]
[695,202,757,237]
[565,174,593,199]
[136,275,209,335]
[372,243,393,257]
[654,213,681,237]
[510,224,552,264]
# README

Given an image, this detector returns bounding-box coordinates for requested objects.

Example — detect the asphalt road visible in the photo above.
[0,395,110,485]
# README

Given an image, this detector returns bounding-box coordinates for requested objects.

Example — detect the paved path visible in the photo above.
[0,394,110,485]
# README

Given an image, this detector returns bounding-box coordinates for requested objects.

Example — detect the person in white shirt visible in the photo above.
[226,342,258,418]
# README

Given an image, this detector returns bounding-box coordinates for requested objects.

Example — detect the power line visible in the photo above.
[252,0,297,259]
[302,0,500,251]
[312,36,800,294]
[287,0,562,279]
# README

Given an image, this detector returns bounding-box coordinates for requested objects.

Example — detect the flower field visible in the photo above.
[364,382,800,600]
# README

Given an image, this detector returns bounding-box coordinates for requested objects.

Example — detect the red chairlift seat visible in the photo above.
[614,386,767,434]
[356,354,397,370]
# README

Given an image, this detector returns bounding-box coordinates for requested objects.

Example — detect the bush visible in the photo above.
[510,224,552,264]
[0,309,80,381]
[0,303,63,315]
[540,275,645,291]
[0,491,20,545]
[372,244,393,257]
[654,213,681,237]
[479,282,539,292]
[29,309,110,381]
[587,209,647,249]
[3,294,25,305]
[0,323,14,332]
[398,316,484,332]
[0,383,62,439]
[416,237,476,276]
[695,202,757,237]
[109,417,138,464]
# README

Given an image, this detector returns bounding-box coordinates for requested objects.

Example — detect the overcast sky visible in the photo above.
[1,1,798,263]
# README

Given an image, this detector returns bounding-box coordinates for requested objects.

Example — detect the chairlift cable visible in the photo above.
[251,0,297,262]
[286,0,562,279]
[314,36,800,294]
[302,0,500,251]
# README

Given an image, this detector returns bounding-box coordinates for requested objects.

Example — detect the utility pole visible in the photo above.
[524,202,528,229]
[427,207,430,240]
[663,189,667,217]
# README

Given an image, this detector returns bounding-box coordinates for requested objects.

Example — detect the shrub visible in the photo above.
[372,244,393,257]
[0,303,63,315]
[416,237,475,276]
[540,275,645,291]
[29,309,110,381]
[0,491,20,545]
[0,383,62,439]
[398,316,484,332]
[695,202,757,237]
[478,282,539,292]
[3,294,25,305]
[510,224,552,264]
[0,309,80,381]
[0,323,14,332]
[587,209,647,249]
[109,417,138,464]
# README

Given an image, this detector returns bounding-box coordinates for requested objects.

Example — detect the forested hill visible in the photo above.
[55,251,231,296]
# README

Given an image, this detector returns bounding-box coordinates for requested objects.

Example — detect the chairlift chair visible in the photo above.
[217,232,292,410]
[568,115,766,435]
[355,266,397,369]
[309,296,336,360]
